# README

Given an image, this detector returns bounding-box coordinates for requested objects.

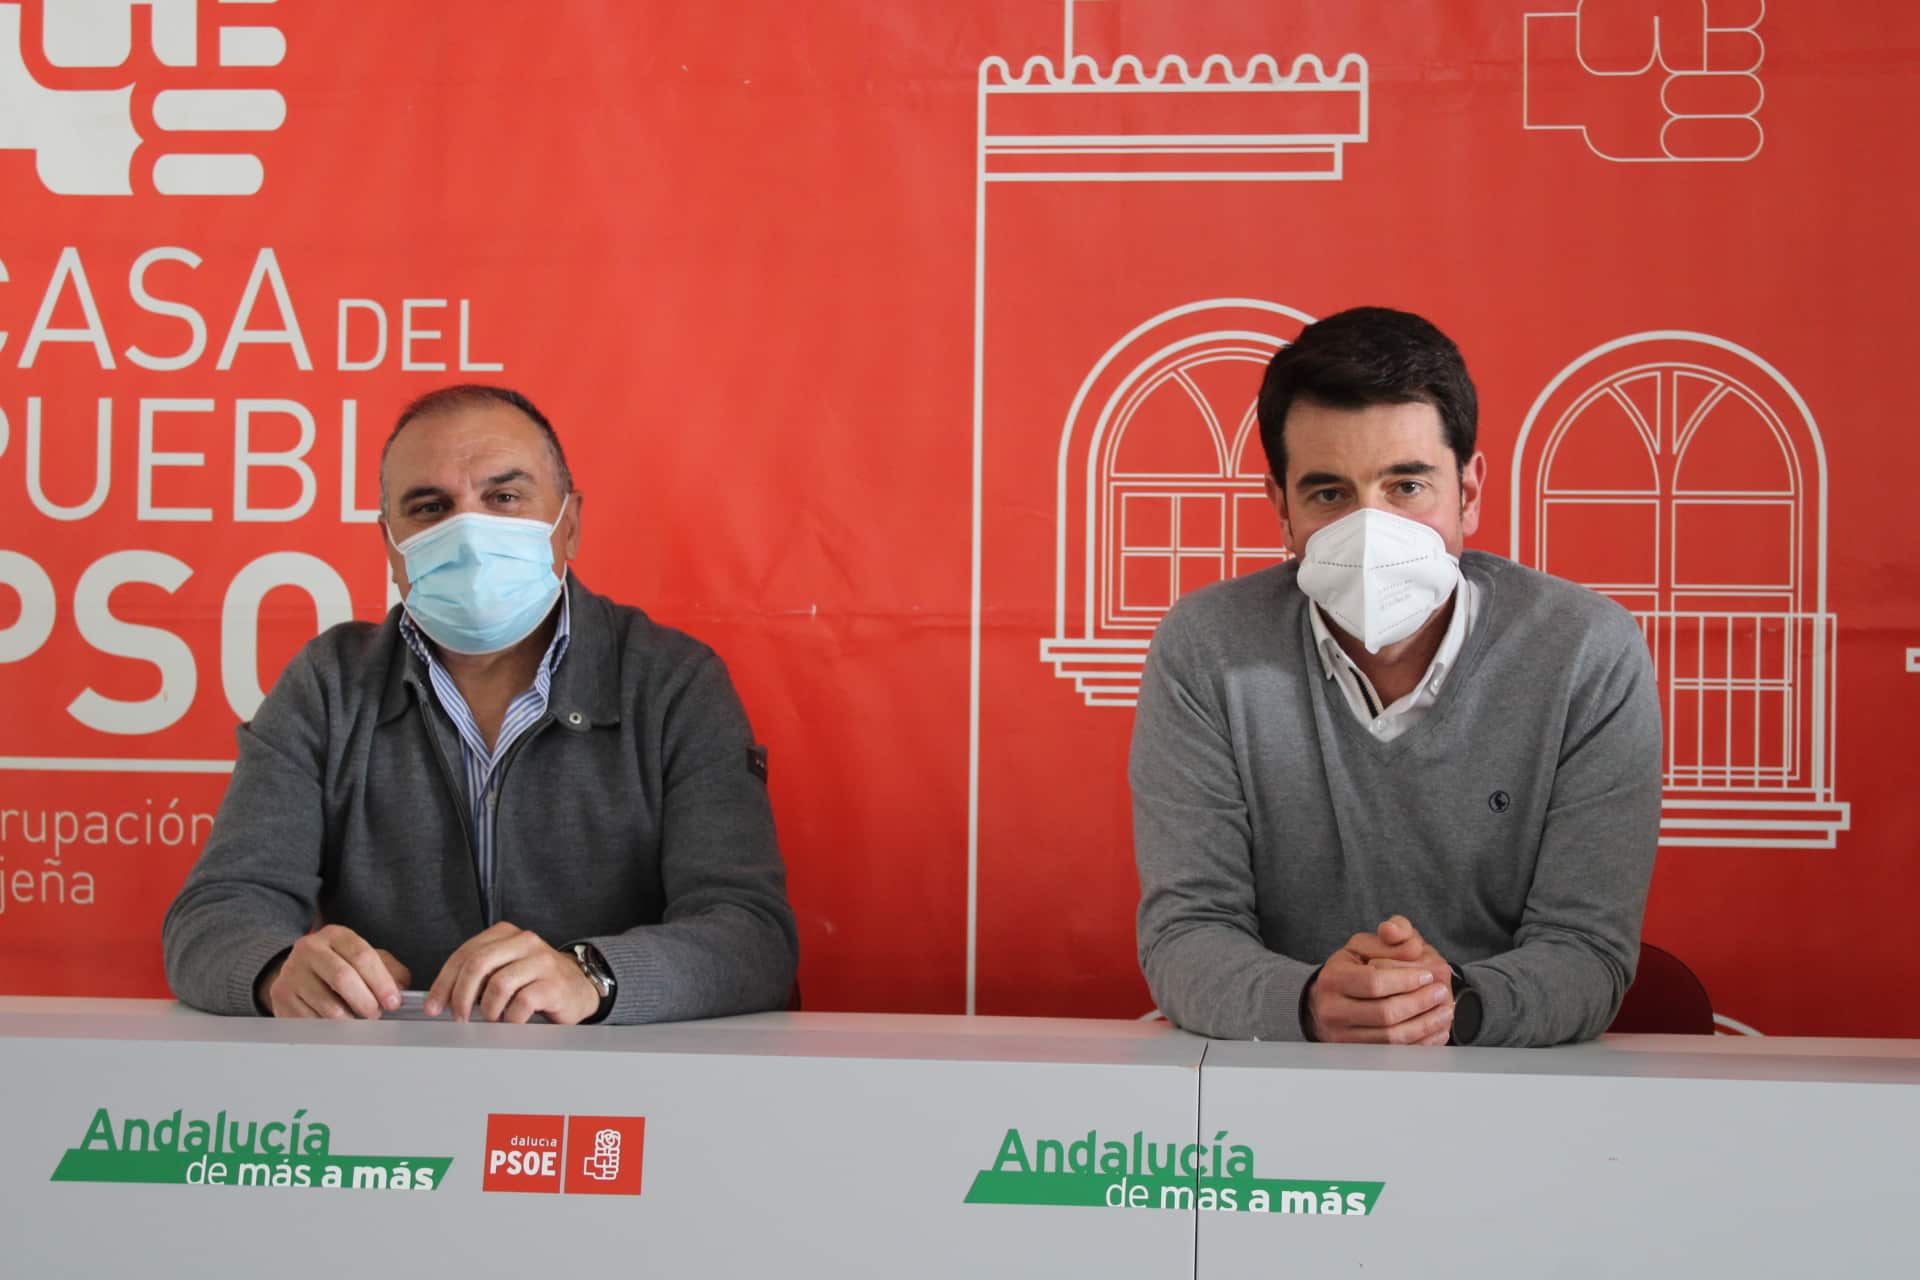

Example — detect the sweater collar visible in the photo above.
[378,573,625,729]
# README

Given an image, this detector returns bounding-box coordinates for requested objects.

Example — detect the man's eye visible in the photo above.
[1312,489,1344,504]
[489,492,521,506]
[1394,481,1424,496]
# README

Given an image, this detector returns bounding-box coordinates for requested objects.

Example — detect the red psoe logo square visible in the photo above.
[482,1114,566,1193]
[563,1115,645,1195]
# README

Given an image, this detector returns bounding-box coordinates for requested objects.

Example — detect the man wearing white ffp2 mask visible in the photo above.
[164,385,796,1029]
[1131,306,1662,1053]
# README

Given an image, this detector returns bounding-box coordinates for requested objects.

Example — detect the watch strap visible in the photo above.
[1297,963,1326,1041]
[1448,963,1484,1046]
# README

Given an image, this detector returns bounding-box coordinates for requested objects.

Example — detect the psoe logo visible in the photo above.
[0,0,288,196]
[964,1127,1384,1217]
[482,1113,646,1196]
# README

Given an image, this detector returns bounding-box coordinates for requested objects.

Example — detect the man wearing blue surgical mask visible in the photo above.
[1131,307,1662,1048]
[163,386,797,1025]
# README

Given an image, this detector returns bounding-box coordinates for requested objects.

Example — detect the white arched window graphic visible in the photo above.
[1042,300,1310,705]
[1513,332,1849,849]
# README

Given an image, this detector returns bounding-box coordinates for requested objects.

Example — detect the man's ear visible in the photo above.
[561,491,582,561]
[380,517,409,597]
[1459,452,1487,540]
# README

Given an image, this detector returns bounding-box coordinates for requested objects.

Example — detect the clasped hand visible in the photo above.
[1305,915,1456,1046]
[257,922,600,1024]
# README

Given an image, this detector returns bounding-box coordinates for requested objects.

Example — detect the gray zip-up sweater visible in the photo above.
[162,578,797,1024]
[1130,552,1661,1047]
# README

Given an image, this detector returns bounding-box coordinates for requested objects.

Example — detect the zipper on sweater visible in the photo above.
[416,694,487,927]
[483,717,557,926]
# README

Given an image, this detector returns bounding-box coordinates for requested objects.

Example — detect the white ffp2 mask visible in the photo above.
[1295,507,1460,654]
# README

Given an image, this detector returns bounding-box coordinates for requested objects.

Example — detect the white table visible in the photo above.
[2,999,1915,1278]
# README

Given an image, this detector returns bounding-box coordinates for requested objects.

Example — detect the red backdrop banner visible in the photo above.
[1,0,1914,1035]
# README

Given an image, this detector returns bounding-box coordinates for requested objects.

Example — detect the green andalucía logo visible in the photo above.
[49,1108,451,1192]
[964,1129,1383,1216]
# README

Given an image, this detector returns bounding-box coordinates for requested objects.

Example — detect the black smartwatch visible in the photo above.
[569,943,617,1024]
[1448,963,1483,1045]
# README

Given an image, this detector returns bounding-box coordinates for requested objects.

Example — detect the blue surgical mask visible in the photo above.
[390,496,570,655]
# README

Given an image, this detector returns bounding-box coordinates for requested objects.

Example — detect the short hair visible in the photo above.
[1255,307,1478,483]
[378,384,574,509]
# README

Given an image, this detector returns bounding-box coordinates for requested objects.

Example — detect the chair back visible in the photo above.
[1608,941,1714,1035]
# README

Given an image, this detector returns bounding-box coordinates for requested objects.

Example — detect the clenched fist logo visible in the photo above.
[1524,0,1766,162]
[582,1128,621,1182]
[0,0,286,195]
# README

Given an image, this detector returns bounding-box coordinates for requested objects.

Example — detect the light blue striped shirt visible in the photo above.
[399,583,571,923]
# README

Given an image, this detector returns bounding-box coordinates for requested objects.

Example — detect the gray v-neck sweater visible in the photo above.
[1130,551,1662,1046]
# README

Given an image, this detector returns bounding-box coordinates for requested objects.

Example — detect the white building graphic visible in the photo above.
[1513,332,1848,849]
[1039,299,1309,705]
[973,4,1367,712]
[0,0,286,195]
[981,0,1368,184]
[967,1,1368,1010]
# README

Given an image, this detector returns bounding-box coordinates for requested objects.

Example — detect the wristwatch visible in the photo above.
[569,943,616,1023]
[1448,964,1483,1045]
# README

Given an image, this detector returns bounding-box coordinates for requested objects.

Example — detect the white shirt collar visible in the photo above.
[1308,575,1477,722]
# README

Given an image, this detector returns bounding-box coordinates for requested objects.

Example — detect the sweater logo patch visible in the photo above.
[746,745,769,783]
[1488,790,1512,814]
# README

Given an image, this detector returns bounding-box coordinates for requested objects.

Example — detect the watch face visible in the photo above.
[574,946,614,996]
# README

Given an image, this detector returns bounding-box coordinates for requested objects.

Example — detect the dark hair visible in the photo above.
[1255,307,1477,483]
[379,384,574,509]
